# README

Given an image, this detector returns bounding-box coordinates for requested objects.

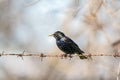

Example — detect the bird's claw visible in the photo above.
[60,54,72,60]
[61,54,67,59]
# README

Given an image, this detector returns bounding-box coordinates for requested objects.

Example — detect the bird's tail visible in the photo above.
[78,54,88,59]
[77,51,88,59]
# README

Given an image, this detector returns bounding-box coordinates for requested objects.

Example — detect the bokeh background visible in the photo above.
[0,0,120,80]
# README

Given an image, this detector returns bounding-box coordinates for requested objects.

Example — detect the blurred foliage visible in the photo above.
[0,0,120,80]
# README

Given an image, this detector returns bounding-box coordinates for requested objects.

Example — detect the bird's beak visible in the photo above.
[49,34,54,36]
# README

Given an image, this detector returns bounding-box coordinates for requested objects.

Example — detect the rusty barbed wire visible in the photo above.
[0,51,120,59]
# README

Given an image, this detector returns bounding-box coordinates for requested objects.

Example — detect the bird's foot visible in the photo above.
[87,54,93,60]
[61,54,67,59]
[60,54,73,60]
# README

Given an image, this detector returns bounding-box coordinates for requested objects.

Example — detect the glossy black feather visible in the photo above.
[56,36,84,54]
[52,31,87,59]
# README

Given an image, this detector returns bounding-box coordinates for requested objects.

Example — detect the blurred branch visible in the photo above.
[117,62,120,80]
[112,40,120,47]
[24,0,41,7]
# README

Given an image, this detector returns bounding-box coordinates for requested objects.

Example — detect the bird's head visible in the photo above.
[49,31,65,40]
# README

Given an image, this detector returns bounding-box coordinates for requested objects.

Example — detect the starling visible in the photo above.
[49,31,87,59]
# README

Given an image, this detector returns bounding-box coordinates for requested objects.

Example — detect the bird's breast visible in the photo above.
[56,40,74,54]
[56,40,65,46]
[56,40,66,49]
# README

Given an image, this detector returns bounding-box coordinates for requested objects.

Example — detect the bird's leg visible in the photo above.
[68,54,72,60]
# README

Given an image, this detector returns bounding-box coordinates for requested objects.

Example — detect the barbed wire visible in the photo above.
[0,51,120,58]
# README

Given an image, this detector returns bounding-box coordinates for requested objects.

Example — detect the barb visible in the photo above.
[17,50,25,60]
[39,53,45,61]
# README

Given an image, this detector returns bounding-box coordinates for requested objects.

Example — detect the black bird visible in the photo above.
[49,31,87,59]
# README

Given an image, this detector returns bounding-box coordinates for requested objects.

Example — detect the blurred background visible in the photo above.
[0,0,120,80]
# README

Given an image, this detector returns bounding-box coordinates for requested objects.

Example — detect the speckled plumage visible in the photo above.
[51,31,87,59]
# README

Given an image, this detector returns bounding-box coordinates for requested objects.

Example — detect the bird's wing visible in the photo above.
[65,37,84,53]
